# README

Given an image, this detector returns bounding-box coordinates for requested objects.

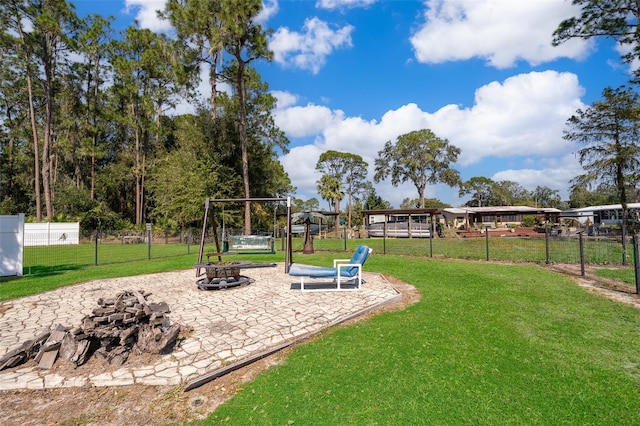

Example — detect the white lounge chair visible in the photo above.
[288,245,373,291]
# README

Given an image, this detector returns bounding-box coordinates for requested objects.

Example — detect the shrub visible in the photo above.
[521,215,536,227]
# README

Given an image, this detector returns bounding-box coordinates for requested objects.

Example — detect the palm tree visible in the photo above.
[317,174,343,230]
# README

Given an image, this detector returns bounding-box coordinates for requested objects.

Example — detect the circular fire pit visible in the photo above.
[194,260,254,290]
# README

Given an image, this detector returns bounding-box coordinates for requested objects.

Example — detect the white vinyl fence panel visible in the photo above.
[24,222,80,246]
[0,214,24,277]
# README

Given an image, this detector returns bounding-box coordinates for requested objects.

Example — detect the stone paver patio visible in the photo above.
[0,264,400,391]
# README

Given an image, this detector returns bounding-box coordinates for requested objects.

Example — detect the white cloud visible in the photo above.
[256,0,279,24]
[277,104,431,206]
[280,145,325,202]
[271,90,299,109]
[269,17,354,74]
[281,143,420,208]
[493,154,582,199]
[278,71,586,206]
[410,0,593,68]
[274,104,343,138]
[316,0,377,10]
[428,71,586,166]
[125,0,172,32]
[614,42,640,75]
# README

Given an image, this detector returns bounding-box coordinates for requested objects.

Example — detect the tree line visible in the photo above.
[311,129,565,228]
[3,0,640,236]
[0,0,290,232]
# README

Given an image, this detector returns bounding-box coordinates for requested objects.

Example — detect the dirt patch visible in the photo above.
[0,278,419,425]
[0,356,288,426]
[546,263,640,309]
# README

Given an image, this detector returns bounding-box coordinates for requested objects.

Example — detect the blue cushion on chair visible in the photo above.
[345,245,371,275]
[288,245,372,279]
[288,265,357,278]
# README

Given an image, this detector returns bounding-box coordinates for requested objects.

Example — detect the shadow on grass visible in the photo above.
[21,256,176,277]
[21,264,86,277]
[0,275,22,284]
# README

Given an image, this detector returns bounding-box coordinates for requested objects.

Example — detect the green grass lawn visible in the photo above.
[2,248,639,424]
[0,254,200,301]
[594,266,638,290]
[22,242,196,275]
[200,255,640,425]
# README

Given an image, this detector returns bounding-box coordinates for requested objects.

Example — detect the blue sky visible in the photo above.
[74,0,631,208]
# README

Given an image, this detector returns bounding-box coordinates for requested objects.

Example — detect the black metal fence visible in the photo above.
[372,232,629,264]
[22,226,278,274]
[296,229,640,294]
[20,226,640,294]
[22,228,197,275]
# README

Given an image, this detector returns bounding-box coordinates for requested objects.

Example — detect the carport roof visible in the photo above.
[361,208,442,216]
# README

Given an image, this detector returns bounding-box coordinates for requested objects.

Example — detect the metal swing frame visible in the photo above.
[197,197,293,273]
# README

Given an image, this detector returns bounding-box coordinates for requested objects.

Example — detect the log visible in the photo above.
[118,325,138,345]
[92,307,116,316]
[108,313,125,322]
[0,354,25,370]
[0,332,49,370]
[0,342,33,370]
[83,318,97,330]
[0,331,51,370]
[148,302,170,313]
[133,291,148,306]
[37,349,59,369]
[107,346,130,367]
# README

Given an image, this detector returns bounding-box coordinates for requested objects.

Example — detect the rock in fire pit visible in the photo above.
[0,290,184,370]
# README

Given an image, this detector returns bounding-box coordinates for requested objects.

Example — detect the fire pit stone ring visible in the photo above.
[194,260,255,290]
